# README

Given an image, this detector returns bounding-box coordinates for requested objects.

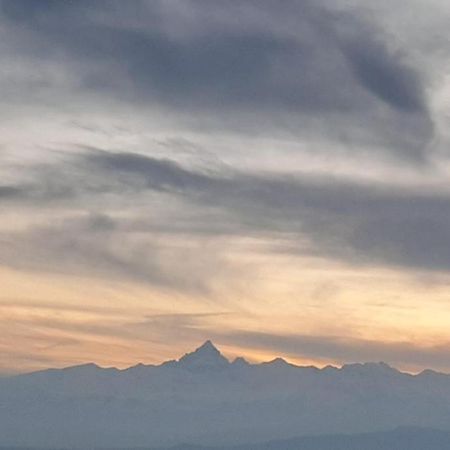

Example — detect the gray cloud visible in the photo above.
[337,22,426,113]
[84,149,219,193]
[218,330,450,371]
[1,148,450,283]
[0,0,433,161]
[75,149,450,272]
[0,212,237,295]
[0,0,445,296]
[0,185,24,199]
[1,0,449,375]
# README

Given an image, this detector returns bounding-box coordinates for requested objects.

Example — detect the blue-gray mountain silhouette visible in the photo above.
[1,341,450,448]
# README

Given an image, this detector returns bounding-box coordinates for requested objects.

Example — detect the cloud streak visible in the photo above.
[218,330,450,371]
[0,0,433,161]
[0,0,449,372]
[3,149,450,280]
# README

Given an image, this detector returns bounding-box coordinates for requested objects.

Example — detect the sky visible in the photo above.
[2,0,450,374]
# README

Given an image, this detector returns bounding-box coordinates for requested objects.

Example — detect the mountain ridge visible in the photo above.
[2,341,450,448]
[8,340,445,378]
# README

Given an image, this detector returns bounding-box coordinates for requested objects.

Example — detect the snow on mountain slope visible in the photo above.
[1,341,450,448]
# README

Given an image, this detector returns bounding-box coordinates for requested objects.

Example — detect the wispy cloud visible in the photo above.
[2,149,450,287]
[216,330,450,371]
[0,0,449,372]
[0,0,434,161]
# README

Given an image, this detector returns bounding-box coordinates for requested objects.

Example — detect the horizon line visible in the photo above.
[4,340,449,378]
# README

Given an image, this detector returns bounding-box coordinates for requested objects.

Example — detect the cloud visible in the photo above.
[0,0,449,375]
[84,149,219,193]
[218,330,450,371]
[4,298,450,371]
[0,0,433,162]
[0,212,239,295]
[0,185,24,199]
[1,148,450,286]
[336,20,427,113]
[78,149,450,272]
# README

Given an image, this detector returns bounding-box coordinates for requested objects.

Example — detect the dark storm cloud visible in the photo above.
[0,0,432,161]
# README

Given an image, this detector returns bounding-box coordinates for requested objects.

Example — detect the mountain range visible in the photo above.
[2,341,450,448]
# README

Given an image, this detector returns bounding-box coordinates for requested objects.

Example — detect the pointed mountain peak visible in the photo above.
[197,340,218,353]
[177,341,229,370]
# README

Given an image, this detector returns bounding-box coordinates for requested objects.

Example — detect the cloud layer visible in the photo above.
[2,149,450,284]
[1,0,450,372]
[0,0,434,160]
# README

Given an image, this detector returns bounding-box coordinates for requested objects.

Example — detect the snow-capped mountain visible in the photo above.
[1,341,450,448]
